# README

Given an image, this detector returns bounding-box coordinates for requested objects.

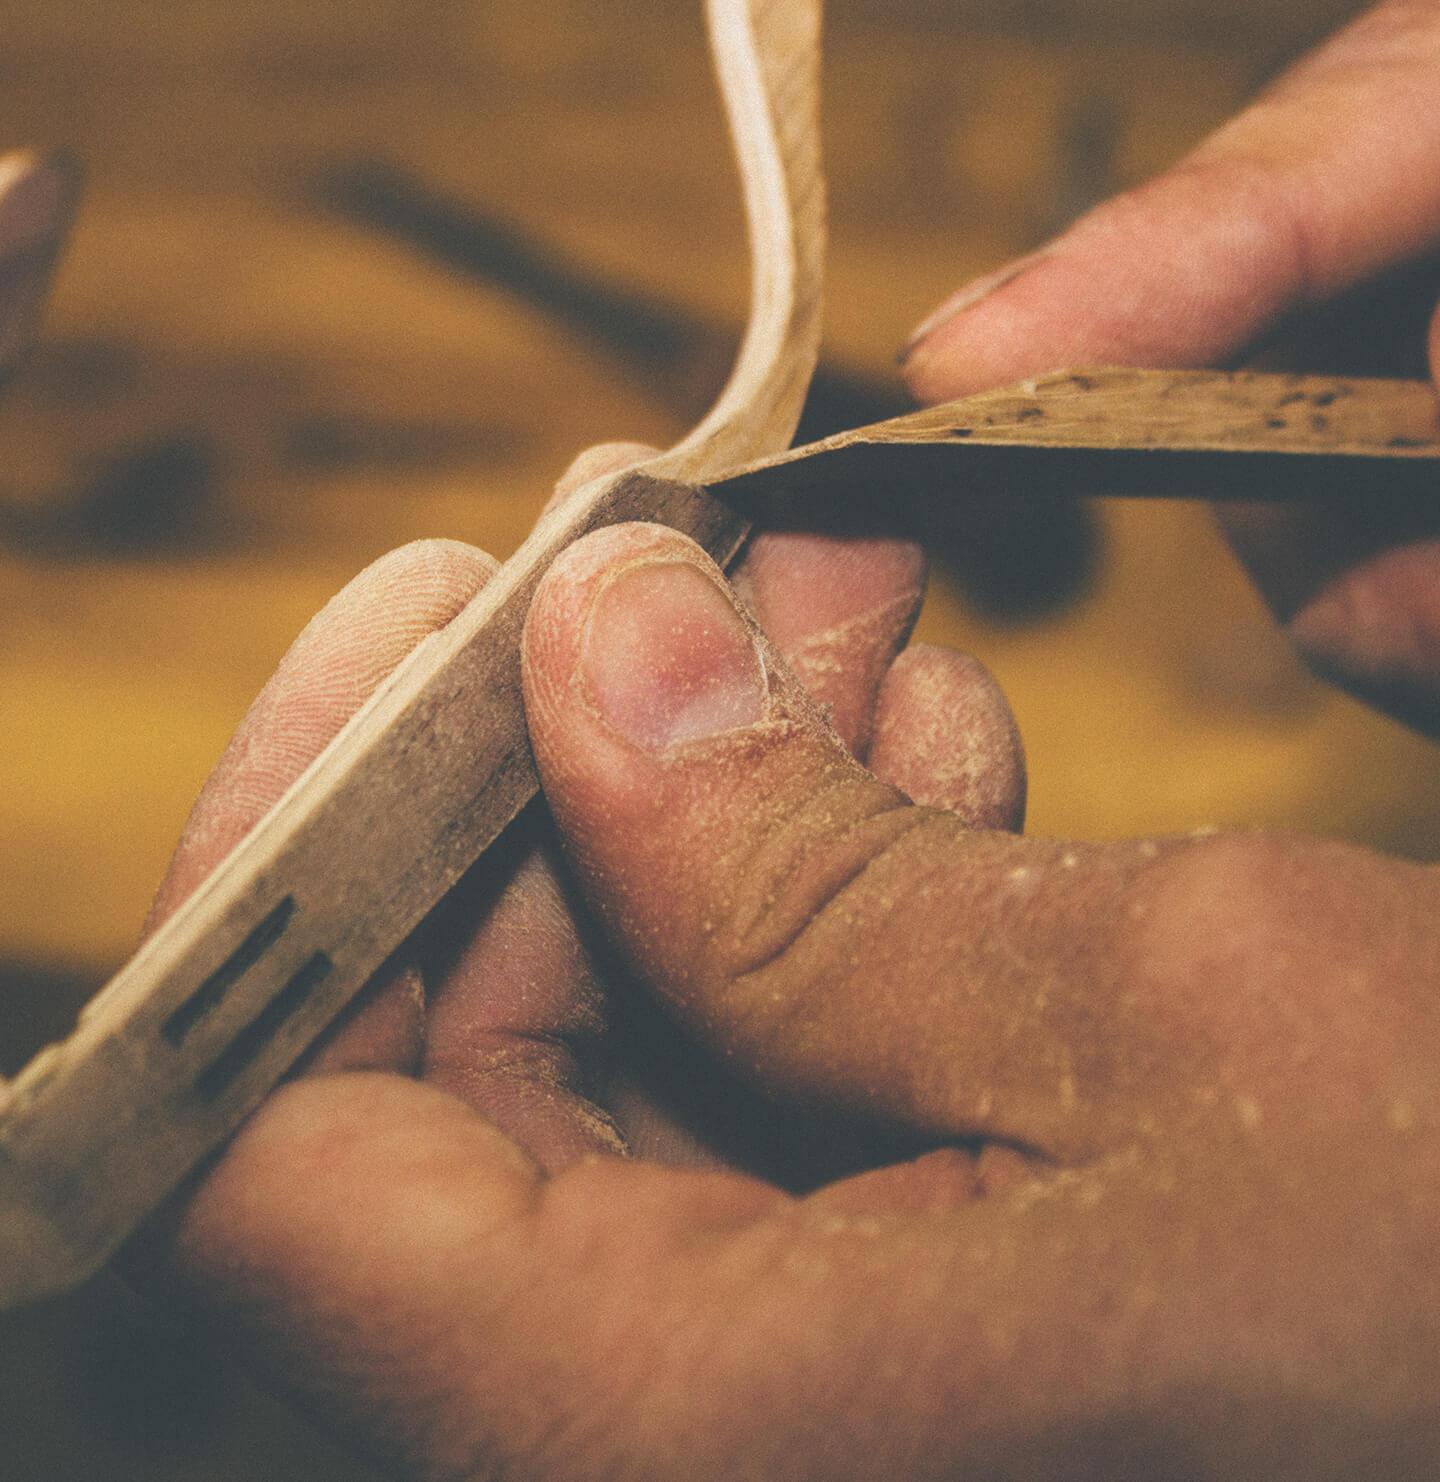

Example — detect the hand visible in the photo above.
[136,444,1028,1475]
[139,7,1440,1468]
[140,502,1439,1479]
[902,0,1440,735]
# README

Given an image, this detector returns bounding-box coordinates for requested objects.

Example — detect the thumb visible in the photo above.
[901,1,1440,400]
[523,524,1182,1161]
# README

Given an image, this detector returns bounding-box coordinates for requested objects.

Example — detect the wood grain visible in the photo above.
[0,0,824,1308]
[712,368,1440,510]
[4,4,1431,1480]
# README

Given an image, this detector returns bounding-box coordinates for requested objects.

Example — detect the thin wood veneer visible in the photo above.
[2,0,1437,1310]
[0,0,824,1307]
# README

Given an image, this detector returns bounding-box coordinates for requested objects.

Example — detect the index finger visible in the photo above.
[902,1,1440,401]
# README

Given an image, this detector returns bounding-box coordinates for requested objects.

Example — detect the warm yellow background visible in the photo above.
[1,0,1430,1477]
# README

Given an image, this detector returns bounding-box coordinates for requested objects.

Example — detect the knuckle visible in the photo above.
[703,772,928,987]
[1121,832,1436,1087]
[1126,833,1328,999]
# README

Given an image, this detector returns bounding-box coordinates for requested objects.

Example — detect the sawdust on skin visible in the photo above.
[869,643,1026,830]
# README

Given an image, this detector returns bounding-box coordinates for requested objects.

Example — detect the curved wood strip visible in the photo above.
[653,0,824,477]
[0,0,826,1305]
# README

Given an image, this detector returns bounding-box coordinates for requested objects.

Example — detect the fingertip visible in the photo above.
[900,251,1059,403]
[547,441,660,511]
[900,160,1304,404]
[733,531,926,756]
[524,522,713,754]
[275,537,499,701]
[869,645,1026,832]
[153,539,498,928]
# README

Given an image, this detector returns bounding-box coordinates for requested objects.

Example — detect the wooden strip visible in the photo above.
[0,0,824,1308]
[709,368,1440,510]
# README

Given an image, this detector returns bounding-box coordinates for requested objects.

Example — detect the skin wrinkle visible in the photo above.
[133,0,1440,1465]
[714,823,1229,1162]
[720,794,929,977]
[669,633,920,969]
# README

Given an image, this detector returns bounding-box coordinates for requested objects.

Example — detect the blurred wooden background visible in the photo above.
[3,0,1436,1476]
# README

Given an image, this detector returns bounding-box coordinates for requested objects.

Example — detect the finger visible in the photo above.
[149,538,498,1073]
[429,446,929,1171]
[1207,286,1440,734]
[522,522,1220,1160]
[418,809,628,1167]
[731,530,926,757]
[165,1072,793,1478]
[0,150,80,377]
[902,1,1440,401]
[420,446,654,1166]
[868,643,1026,830]
[559,448,929,755]
[590,507,928,1172]
[166,1024,1440,1479]
[547,440,660,512]
[1215,494,1440,734]
[557,443,929,758]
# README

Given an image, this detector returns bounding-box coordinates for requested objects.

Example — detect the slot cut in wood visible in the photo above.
[162,896,296,1048]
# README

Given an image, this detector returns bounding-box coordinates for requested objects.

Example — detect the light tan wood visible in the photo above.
[4,0,1431,1315]
[712,368,1440,509]
[9,4,1435,1479]
[0,0,823,1307]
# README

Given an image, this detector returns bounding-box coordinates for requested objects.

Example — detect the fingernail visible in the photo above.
[898,251,1049,364]
[0,152,82,374]
[581,559,768,752]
